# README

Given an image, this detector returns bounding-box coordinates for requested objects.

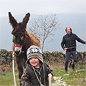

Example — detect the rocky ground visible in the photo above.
[52,76,71,86]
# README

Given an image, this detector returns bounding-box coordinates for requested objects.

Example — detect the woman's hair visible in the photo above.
[65,26,72,32]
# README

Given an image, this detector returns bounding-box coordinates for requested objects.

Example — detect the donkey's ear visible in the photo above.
[22,13,30,25]
[8,12,17,28]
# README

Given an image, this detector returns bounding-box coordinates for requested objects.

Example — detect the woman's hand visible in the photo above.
[64,48,68,50]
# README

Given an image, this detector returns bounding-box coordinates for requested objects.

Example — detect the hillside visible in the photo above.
[0,13,86,52]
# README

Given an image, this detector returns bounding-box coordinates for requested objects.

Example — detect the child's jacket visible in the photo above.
[20,61,53,86]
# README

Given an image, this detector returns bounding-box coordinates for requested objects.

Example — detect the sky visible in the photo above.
[0,0,86,52]
[0,0,86,17]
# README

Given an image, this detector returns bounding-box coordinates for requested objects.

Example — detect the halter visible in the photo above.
[26,32,29,37]
[13,44,24,53]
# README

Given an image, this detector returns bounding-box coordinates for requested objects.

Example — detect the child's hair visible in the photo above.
[27,57,42,65]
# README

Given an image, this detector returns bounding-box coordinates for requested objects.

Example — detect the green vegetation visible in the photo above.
[0,66,20,86]
[52,64,86,86]
[0,72,13,86]
[0,64,86,86]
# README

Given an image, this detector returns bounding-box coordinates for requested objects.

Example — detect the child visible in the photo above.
[20,45,53,86]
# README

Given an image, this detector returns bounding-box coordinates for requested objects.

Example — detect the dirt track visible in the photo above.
[52,76,71,86]
[0,63,12,72]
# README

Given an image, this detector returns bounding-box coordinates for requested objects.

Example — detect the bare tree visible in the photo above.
[28,14,60,52]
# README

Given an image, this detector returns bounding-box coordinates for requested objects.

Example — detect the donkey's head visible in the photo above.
[8,12,30,56]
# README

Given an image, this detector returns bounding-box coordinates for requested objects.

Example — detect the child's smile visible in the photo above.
[29,57,40,68]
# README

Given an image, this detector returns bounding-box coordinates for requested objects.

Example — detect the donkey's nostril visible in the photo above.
[15,50,20,55]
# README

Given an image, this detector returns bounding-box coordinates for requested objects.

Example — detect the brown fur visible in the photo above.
[8,12,40,79]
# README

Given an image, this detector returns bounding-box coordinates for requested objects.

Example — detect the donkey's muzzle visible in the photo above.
[14,47,22,56]
[13,44,24,56]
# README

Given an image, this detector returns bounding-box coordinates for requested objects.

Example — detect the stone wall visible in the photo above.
[0,49,12,65]
[0,49,86,66]
[43,51,86,66]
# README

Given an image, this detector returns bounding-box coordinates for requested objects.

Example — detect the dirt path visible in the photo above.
[52,76,71,86]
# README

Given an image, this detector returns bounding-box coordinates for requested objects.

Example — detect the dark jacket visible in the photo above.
[20,61,53,86]
[61,33,85,51]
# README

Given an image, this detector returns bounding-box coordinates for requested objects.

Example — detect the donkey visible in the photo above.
[8,12,40,79]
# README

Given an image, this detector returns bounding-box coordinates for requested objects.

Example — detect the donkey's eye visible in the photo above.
[21,35,24,40]
[13,35,16,39]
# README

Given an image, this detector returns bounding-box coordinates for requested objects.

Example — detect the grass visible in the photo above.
[0,72,14,86]
[52,64,86,86]
[0,64,86,86]
[0,66,20,86]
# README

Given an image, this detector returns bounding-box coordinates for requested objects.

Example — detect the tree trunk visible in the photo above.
[42,39,45,52]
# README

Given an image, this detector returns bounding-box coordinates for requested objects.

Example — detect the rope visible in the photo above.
[12,52,17,86]
[62,45,86,52]
[68,46,76,49]
[43,63,46,86]
[49,73,52,86]
[32,66,44,86]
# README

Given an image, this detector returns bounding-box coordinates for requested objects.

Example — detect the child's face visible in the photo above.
[29,57,40,68]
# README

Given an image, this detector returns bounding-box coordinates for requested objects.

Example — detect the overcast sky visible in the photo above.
[0,0,86,17]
